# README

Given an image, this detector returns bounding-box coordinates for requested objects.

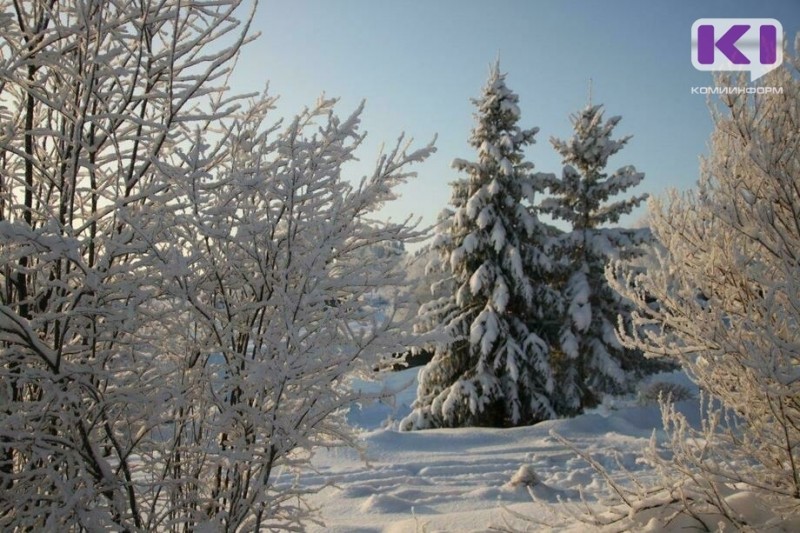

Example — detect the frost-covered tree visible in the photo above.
[168,96,432,530]
[401,64,557,430]
[0,0,256,528]
[600,47,800,529]
[541,103,650,414]
[0,0,433,529]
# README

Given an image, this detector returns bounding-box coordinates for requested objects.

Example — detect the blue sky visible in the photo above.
[231,0,800,236]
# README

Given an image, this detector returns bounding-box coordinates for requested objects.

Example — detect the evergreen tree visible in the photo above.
[401,63,557,430]
[541,103,650,414]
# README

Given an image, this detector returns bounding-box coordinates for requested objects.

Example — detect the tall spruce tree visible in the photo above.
[401,63,557,430]
[541,103,650,414]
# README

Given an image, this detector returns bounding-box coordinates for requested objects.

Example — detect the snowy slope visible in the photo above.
[299,368,701,532]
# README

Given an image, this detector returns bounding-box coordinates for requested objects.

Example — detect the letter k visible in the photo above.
[698,24,751,65]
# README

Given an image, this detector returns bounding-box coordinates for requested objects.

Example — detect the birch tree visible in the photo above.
[0,0,433,529]
[0,0,255,528]
[602,44,800,529]
[166,96,432,530]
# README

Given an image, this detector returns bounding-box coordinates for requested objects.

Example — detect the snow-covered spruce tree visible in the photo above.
[401,64,557,430]
[168,96,433,530]
[540,103,652,414]
[599,50,800,529]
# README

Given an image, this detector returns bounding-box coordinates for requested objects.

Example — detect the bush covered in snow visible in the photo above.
[596,42,800,531]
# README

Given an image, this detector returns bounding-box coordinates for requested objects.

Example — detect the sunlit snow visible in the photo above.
[300,368,705,532]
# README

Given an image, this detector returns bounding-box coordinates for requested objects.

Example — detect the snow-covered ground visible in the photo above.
[296,368,701,532]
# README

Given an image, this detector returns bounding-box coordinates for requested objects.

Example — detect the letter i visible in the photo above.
[760,25,777,64]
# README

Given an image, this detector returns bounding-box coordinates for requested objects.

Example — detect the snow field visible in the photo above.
[299,368,699,532]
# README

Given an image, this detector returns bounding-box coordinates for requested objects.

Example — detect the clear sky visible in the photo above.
[230,0,800,238]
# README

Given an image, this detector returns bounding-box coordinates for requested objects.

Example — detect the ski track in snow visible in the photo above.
[293,368,699,532]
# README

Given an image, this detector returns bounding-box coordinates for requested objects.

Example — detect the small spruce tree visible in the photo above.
[541,103,651,414]
[402,63,557,430]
